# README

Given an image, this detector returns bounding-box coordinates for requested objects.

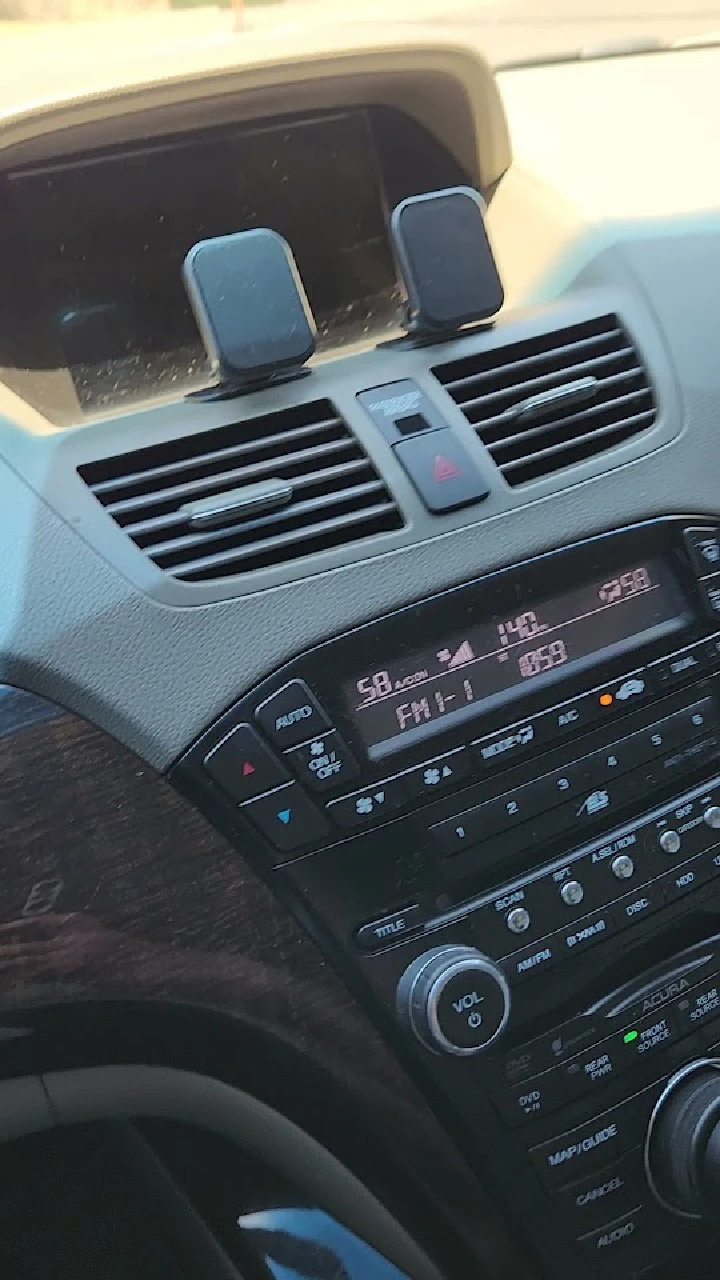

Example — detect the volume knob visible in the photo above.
[396,945,511,1056]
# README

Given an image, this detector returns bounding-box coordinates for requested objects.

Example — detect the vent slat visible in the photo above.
[433,314,656,487]
[144,479,387,559]
[90,415,345,500]
[78,399,403,581]
[169,501,399,581]
[124,456,373,540]
[106,437,360,523]
[458,357,641,426]
[499,411,657,479]
[486,387,653,460]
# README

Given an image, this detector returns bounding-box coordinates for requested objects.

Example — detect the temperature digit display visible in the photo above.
[343,559,690,759]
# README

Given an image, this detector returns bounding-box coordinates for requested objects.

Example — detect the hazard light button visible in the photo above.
[392,429,490,514]
[204,723,290,803]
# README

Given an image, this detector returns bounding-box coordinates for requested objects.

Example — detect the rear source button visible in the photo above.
[254,680,330,749]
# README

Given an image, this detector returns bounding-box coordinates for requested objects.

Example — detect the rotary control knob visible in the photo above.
[396,945,511,1056]
[646,1060,720,1218]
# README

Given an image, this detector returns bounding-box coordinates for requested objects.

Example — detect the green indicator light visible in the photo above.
[623,1030,639,1044]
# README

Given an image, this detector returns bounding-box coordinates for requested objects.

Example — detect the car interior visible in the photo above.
[1,15,720,1279]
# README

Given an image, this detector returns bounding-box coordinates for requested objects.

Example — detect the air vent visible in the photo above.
[78,400,403,582]
[433,314,657,486]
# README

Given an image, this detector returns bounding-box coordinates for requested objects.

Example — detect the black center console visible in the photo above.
[176,517,720,1279]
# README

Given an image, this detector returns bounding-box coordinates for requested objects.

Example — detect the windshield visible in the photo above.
[1,0,718,111]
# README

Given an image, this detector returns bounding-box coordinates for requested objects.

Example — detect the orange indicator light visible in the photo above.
[599,693,614,707]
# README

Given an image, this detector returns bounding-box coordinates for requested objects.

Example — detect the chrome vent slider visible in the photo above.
[180,478,294,530]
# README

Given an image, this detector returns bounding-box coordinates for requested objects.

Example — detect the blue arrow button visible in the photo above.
[277,808,293,825]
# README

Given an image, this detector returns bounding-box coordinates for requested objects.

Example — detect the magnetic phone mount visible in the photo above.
[390,186,504,341]
[183,229,317,399]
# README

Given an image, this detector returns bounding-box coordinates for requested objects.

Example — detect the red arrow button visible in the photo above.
[241,761,256,777]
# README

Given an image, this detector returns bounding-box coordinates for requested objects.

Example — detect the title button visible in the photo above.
[255,680,331,749]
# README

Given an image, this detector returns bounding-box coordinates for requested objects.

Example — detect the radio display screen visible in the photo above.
[343,560,691,760]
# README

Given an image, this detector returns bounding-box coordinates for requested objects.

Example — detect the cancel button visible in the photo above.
[555,1151,643,1231]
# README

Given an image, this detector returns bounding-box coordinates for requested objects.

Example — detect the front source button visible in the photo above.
[556,1151,645,1233]
[287,730,359,793]
[530,1090,653,1188]
[492,1069,563,1127]
[204,723,290,803]
[242,782,330,857]
[615,1011,678,1063]
[326,777,407,828]
[392,428,490,514]
[255,680,331,749]
[355,905,423,951]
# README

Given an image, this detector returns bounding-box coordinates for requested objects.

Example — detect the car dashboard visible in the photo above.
[1,24,720,1280]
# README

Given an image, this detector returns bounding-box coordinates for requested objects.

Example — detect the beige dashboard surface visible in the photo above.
[497,46,720,221]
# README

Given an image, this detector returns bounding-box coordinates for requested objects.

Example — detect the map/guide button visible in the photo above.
[242,782,331,860]
[326,777,407,828]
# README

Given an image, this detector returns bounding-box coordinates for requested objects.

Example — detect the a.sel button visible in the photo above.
[286,731,359,793]
[242,782,330,858]
[326,777,407,828]
[204,723,290,803]
[355,905,423,952]
[530,1090,655,1189]
[254,680,330,749]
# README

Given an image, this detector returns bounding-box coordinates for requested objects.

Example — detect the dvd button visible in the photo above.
[492,1069,563,1127]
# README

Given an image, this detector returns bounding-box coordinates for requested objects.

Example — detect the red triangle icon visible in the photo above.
[433,454,462,483]
[241,761,256,777]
